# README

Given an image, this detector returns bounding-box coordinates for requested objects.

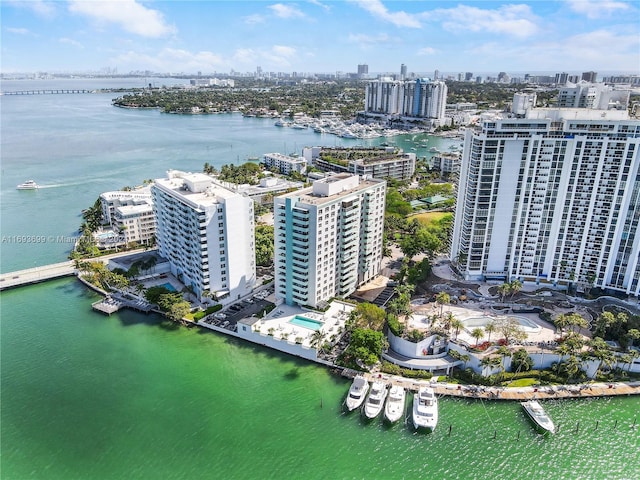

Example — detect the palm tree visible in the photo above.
[471,327,484,347]
[435,291,450,318]
[310,330,324,351]
[508,279,522,299]
[497,283,510,302]
[484,321,497,343]
[496,345,512,379]
[451,318,465,340]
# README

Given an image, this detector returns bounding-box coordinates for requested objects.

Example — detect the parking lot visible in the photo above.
[200,291,274,332]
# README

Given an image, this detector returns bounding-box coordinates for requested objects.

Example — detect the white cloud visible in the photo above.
[417,47,437,56]
[5,0,56,17]
[467,28,639,71]
[308,0,330,12]
[272,45,296,57]
[6,27,32,35]
[348,32,397,48]
[243,14,266,25]
[566,0,631,19]
[268,3,305,19]
[350,0,421,28]
[59,37,83,48]
[232,48,258,64]
[430,4,538,38]
[68,0,176,38]
[111,48,224,71]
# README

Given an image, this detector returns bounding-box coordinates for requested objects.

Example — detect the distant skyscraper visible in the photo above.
[557,82,629,110]
[364,78,447,121]
[400,64,407,80]
[582,71,598,82]
[555,72,568,85]
[434,69,439,80]
[357,64,369,78]
[465,72,473,81]
[274,174,387,307]
[256,66,262,77]
[451,108,640,296]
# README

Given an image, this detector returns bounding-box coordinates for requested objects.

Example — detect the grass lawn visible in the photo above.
[410,211,452,227]
[504,378,539,388]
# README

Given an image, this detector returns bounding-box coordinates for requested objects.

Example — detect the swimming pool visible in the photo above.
[462,315,541,333]
[159,282,177,292]
[289,315,323,331]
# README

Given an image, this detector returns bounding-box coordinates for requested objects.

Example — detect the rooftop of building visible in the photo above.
[278,173,384,206]
[154,170,240,208]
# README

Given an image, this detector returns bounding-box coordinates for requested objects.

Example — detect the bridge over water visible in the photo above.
[1,89,94,95]
[0,261,76,290]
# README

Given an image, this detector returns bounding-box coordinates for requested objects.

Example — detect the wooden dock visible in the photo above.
[343,370,640,401]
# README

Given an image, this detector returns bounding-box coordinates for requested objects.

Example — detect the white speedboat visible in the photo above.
[16,180,39,190]
[521,400,555,434]
[345,375,369,411]
[412,386,438,431]
[384,385,406,423]
[363,381,387,419]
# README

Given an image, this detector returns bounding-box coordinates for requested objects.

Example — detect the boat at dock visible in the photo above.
[384,385,406,423]
[345,375,369,411]
[16,180,39,190]
[521,400,555,434]
[363,381,387,419]
[412,386,438,431]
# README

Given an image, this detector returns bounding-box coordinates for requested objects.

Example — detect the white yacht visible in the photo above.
[16,180,39,190]
[521,400,555,434]
[363,381,387,419]
[345,375,369,411]
[384,385,406,423]
[412,386,438,431]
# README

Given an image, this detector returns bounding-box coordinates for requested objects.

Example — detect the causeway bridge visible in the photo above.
[1,89,92,95]
[0,261,76,290]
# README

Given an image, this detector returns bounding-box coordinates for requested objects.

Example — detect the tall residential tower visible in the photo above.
[274,174,386,307]
[451,108,640,296]
[152,170,256,302]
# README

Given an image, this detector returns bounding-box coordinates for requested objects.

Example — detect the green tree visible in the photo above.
[168,301,192,323]
[347,328,385,366]
[511,348,533,372]
[352,302,386,331]
[484,321,497,343]
[435,291,450,318]
[255,224,274,266]
[471,327,484,346]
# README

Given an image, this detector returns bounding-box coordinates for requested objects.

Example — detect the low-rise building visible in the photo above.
[263,153,307,175]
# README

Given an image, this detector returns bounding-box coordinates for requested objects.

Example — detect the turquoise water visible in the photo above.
[1,79,638,479]
[290,315,323,330]
[160,282,177,292]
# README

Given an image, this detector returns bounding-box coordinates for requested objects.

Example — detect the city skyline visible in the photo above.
[1,0,639,75]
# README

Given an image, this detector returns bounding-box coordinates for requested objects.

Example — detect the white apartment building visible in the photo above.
[274,174,386,307]
[263,152,307,175]
[303,146,416,182]
[364,78,447,121]
[152,170,255,302]
[451,108,640,296]
[557,82,630,110]
[100,188,153,225]
[113,203,155,246]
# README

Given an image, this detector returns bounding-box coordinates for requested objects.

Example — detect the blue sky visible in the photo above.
[1,0,639,75]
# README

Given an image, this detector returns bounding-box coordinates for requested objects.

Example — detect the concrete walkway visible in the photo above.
[344,370,640,401]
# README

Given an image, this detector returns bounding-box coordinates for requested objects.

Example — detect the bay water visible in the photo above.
[1,79,638,479]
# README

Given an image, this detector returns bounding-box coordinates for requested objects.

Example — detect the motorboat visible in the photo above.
[363,381,387,419]
[412,386,438,431]
[345,375,369,411]
[521,400,555,434]
[384,385,406,423]
[16,180,39,190]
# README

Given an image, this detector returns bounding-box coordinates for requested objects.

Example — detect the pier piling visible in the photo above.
[575,422,580,433]
[595,421,599,431]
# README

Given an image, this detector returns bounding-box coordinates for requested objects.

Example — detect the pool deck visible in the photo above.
[342,370,640,401]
